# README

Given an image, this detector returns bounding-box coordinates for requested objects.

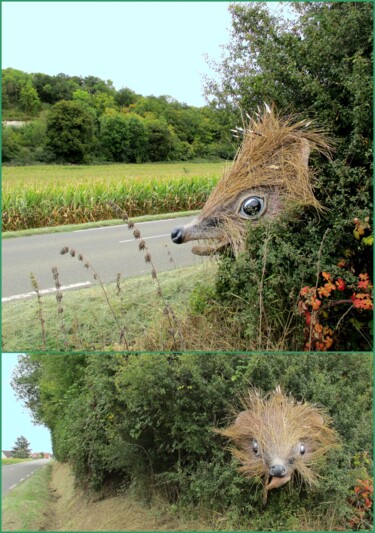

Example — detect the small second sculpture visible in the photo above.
[215,386,338,502]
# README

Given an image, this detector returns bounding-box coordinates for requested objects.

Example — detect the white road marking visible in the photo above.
[2,281,92,303]
[119,233,170,244]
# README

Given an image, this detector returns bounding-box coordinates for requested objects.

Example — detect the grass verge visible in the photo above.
[2,262,217,352]
[2,462,53,532]
[2,210,200,239]
[47,462,211,531]
[2,458,33,466]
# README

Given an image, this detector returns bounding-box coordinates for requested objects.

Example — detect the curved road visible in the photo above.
[2,216,205,302]
[2,459,51,496]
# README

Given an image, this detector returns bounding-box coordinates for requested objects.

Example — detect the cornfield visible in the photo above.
[2,162,224,230]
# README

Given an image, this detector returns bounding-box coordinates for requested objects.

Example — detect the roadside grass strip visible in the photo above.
[2,209,200,239]
[2,463,53,532]
[2,262,217,352]
[2,458,33,466]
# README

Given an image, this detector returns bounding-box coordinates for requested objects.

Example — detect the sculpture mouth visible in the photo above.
[191,239,230,256]
[266,474,291,491]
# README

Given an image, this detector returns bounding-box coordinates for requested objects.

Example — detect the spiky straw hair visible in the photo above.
[214,387,338,502]
[201,105,333,219]
[173,105,334,256]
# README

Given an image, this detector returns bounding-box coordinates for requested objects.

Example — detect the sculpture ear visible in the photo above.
[234,410,249,426]
[300,138,311,170]
[308,412,325,428]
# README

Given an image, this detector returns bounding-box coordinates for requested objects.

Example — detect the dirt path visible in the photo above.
[47,463,210,531]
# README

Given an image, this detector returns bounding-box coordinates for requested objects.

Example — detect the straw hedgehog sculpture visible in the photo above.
[215,386,338,502]
[171,104,332,256]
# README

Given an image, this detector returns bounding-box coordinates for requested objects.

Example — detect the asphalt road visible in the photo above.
[2,216,205,302]
[2,459,51,496]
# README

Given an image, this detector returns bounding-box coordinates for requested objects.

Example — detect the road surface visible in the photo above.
[2,216,205,302]
[2,459,51,496]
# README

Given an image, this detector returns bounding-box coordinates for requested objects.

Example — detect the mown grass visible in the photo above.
[2,462,53,532]
[2,161,224,230]
[2,262,217,352]
[2,458,33,465]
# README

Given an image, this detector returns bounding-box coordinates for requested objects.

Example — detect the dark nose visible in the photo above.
[270,465,286,478]
[171,227,184,244]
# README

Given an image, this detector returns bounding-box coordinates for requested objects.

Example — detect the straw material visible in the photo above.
[189,105,333,255]
[214,386,338,501]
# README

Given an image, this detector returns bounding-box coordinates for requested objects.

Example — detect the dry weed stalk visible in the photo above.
[108,202,183,350]
[30,272,46,350]
[60,246,129,350]
[51,266,67,346]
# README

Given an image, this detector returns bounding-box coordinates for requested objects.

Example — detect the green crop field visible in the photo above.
[2,161,226,231]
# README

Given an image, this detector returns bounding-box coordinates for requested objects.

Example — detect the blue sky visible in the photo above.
[2,354,52,454]
[2,1,234,107]
[2,1,295,107]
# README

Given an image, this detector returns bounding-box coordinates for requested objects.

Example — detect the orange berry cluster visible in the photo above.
[298,270,373,351]
[348,479,373,529]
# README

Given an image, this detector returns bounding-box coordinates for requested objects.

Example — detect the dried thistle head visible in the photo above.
[215,386,338,502]
[172,104,333,255]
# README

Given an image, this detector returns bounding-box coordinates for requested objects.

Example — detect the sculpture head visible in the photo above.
[171,105,332,255]
[215,386,338,502]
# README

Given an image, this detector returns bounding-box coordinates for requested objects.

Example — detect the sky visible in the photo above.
[2,1,294,107]
[2,353,52,454]
[2,1,233,107]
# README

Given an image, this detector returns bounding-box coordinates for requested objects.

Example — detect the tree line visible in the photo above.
[2,69,235,165]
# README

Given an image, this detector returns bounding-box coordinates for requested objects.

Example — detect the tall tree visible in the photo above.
[11,435,32,458]
[205,1,373,165]
[46,100,95,163]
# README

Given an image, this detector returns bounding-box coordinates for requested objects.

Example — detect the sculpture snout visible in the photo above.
[269,465,286,478]
[171,227,185,244]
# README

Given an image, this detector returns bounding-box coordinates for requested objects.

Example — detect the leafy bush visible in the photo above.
[14,353,373,530]
[200,1,373,352]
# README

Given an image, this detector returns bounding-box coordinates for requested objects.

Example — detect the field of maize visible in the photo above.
[2,161,225,231]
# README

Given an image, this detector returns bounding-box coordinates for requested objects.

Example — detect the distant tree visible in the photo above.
[99,111,148,162]
[146,118,177,161]
[2,68,33,107]
[19,84,40,115]
[82,75,115,95]
[72,89,94,109]
[99,111,131,162]
[11,435,31,458]
[114,87,139,108]
[126,115,149,162]
[93,91,116,115]
[46,100,95,163]
[2,127,22,163]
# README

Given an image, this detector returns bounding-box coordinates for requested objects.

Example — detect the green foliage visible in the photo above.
[11,353,373,530]
[2,68,33,109]
[3,67,233,164]
[212,196,373,351]
[146,118,178,162]
[202,1,373,352]
[19,84,40,115]
[46,100,96,163]
[99,111,148,162]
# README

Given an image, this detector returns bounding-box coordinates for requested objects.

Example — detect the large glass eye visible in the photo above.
[252,439,260,456]
[300,444,306,455]
[240,197,265,219]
